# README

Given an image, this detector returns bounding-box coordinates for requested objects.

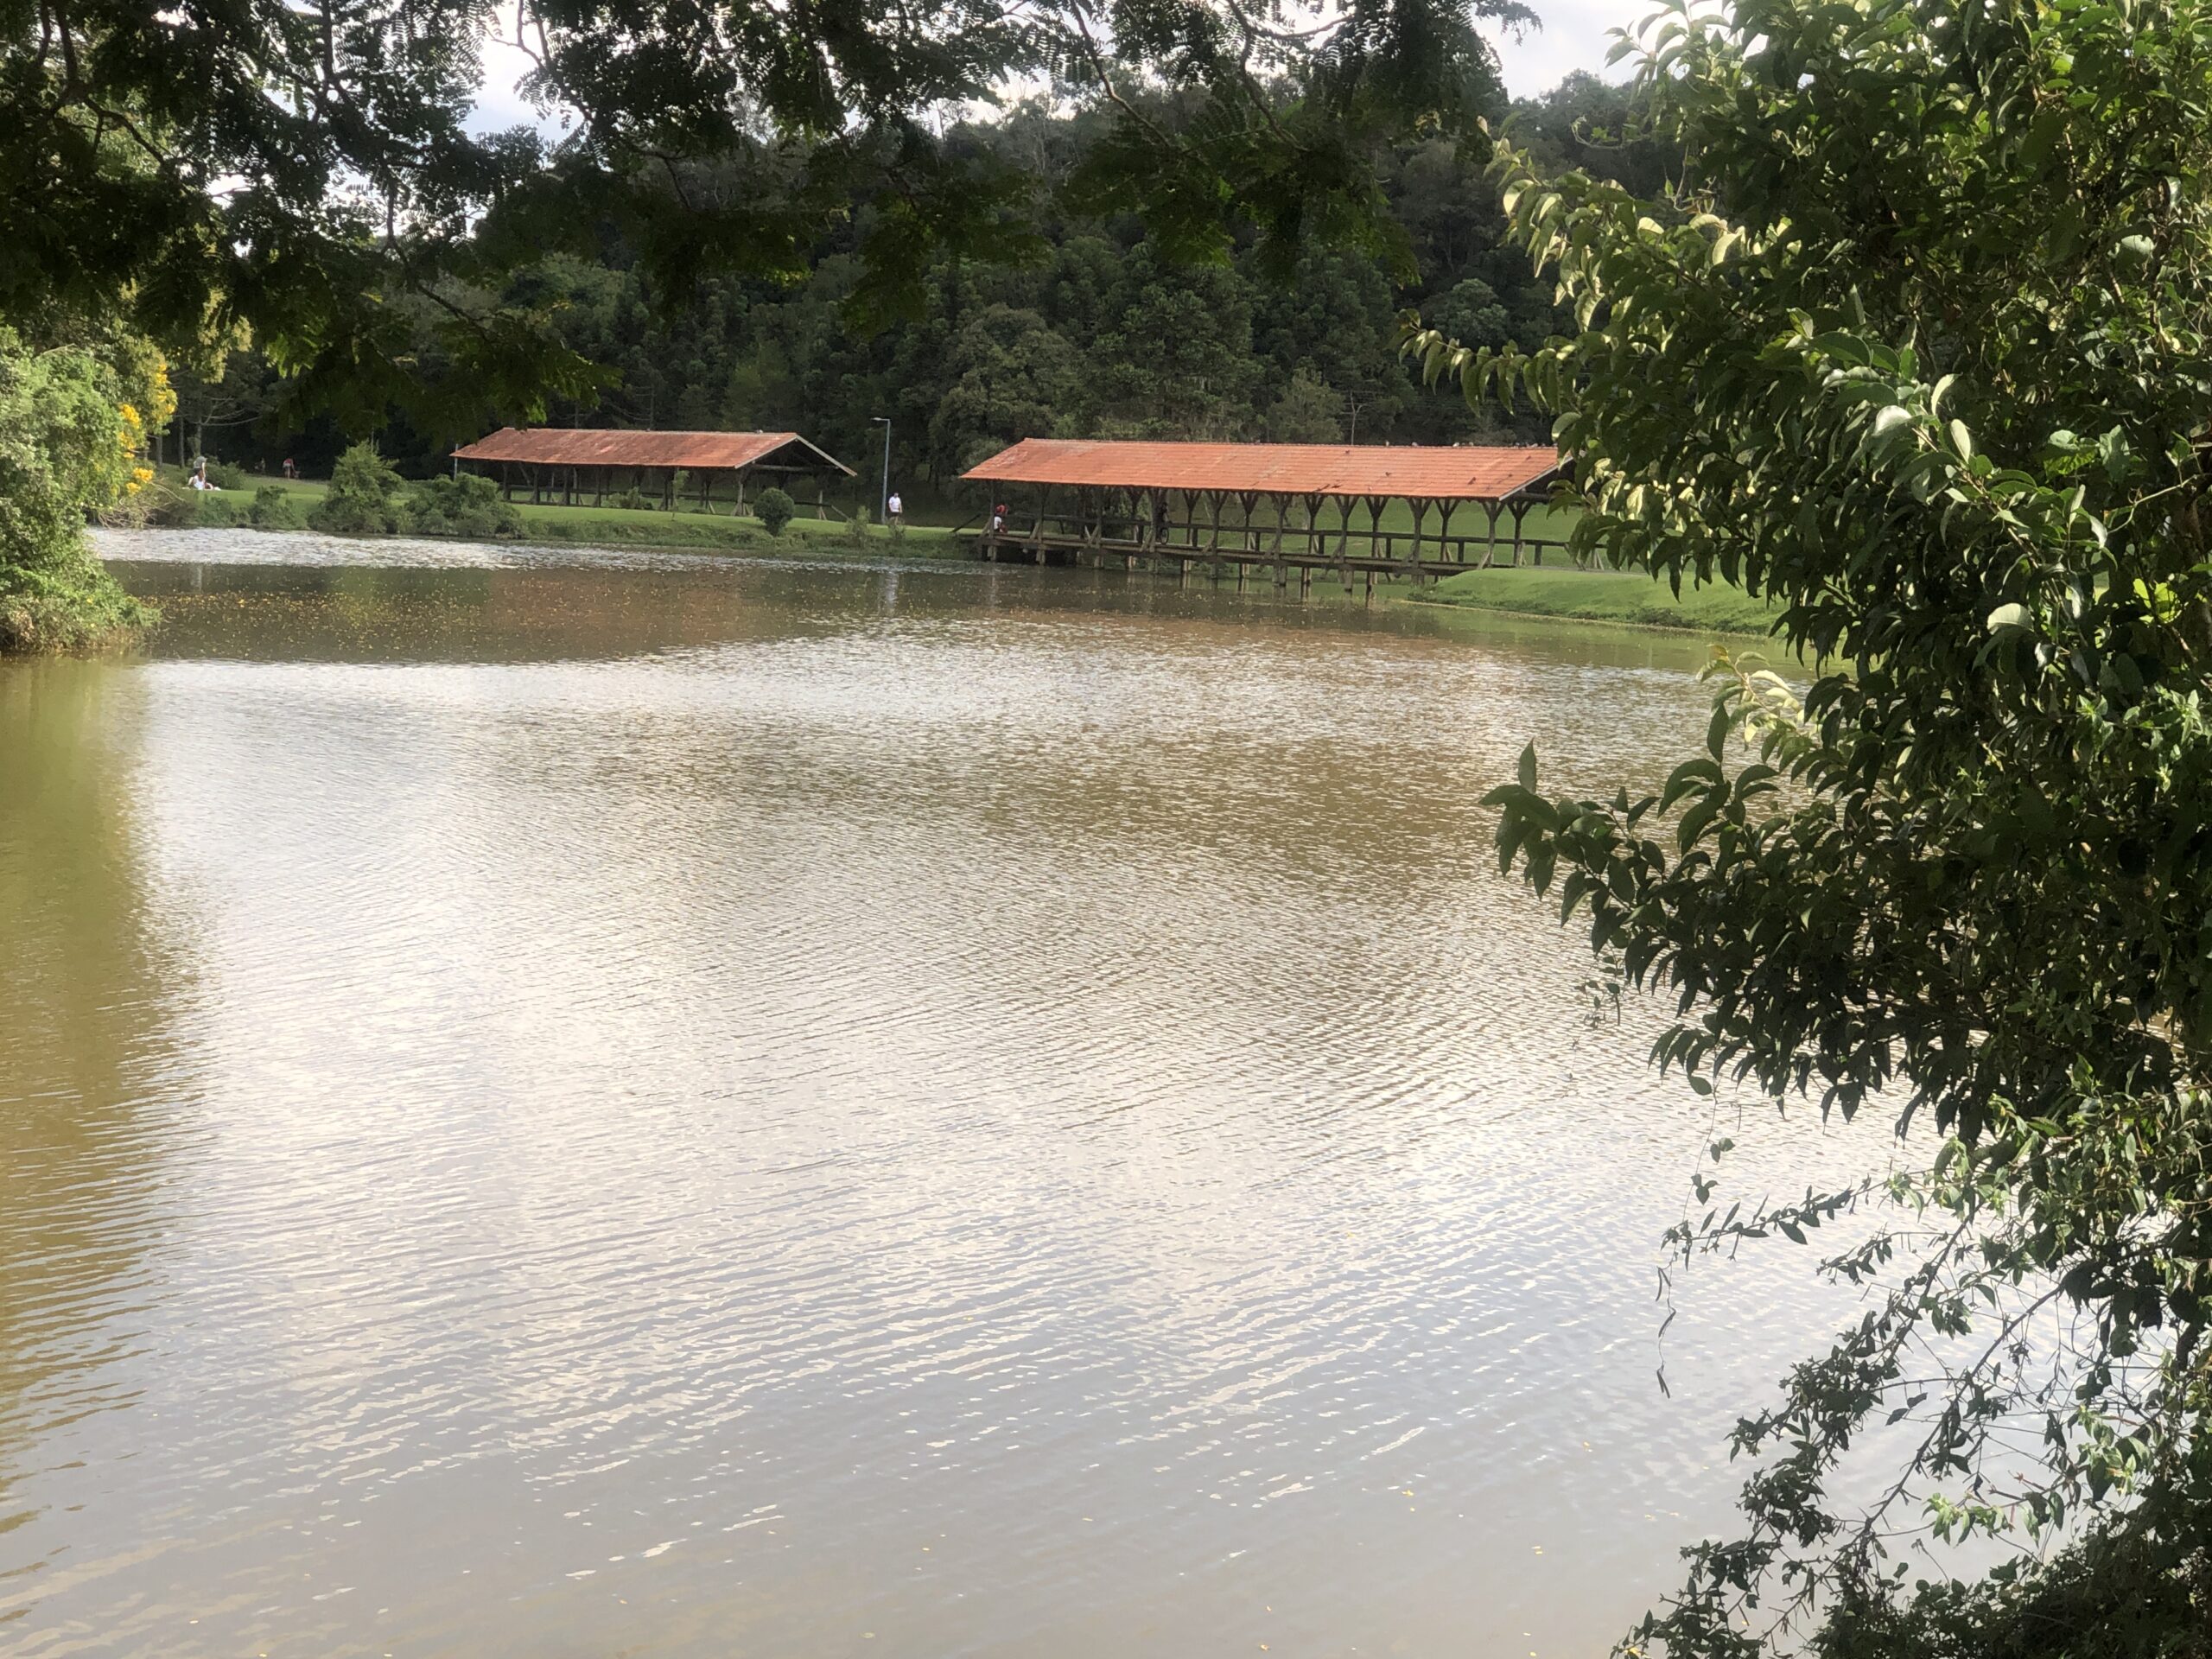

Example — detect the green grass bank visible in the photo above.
[149,472,964,557]
[1405,566,1776,635]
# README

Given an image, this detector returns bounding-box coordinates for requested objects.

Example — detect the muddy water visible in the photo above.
[2,537,1867,1657]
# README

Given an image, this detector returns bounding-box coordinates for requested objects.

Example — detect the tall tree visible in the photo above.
[1424,0,2212,1651]
[5,0,1533,435]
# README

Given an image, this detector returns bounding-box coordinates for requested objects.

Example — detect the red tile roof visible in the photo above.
[453,428,854,474]
[962,439,1560,501]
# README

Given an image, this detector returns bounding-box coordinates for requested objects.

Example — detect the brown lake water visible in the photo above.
[3,534,1875,1657]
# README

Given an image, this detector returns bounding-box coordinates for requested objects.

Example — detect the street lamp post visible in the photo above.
[871,416,891,530]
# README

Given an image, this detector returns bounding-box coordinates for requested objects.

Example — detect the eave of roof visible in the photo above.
[961,439,1561,501]
[452,428,855,475]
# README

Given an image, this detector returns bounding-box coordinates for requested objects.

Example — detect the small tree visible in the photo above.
[753,486,796,537]
[1420,0,2212,1651]
[309,443,407,536]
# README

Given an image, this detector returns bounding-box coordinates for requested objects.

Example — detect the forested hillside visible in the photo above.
[175,73,1670,502]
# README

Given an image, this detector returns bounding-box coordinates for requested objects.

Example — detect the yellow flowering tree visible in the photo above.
[0,329,171,652]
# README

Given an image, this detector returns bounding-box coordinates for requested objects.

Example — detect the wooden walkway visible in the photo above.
[975,512,1581,594]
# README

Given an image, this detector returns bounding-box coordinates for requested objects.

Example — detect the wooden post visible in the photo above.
[1510,499,1530,566]
[1481,501,1502,568]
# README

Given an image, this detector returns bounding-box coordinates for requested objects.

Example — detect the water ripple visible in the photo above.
[2,549,1877,1657]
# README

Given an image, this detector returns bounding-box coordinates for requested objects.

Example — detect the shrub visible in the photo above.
[204,458,250,490]
[0,326,163,652]
[614,485,651,511]
[406,472,522,539]
[309,442,406,535]
[248,484,303,530]
[182,490,251,528]
[753,486,796,537]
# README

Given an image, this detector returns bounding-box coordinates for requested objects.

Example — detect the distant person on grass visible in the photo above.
[886,491,902,531]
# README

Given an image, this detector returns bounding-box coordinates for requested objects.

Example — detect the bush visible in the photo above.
[406,472,522,539]
[248,484,303,530]
[753,486,796,537]
[182,490,251,528]
[0,326,162,652]
[614,485,651,511]
[309,442,406,536]
[203,458,250,491]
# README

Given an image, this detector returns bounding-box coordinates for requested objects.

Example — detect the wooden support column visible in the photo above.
[1480,500,1502,567]
[1437,499,1459,565]
[1510,499,1530,566]
[1408,498,1430,579]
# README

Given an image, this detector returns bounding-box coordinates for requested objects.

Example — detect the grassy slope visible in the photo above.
[1408,566,1777,634]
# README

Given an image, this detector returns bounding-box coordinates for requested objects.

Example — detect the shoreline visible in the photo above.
[1401,566,1775,637]
[94,524,1780,642]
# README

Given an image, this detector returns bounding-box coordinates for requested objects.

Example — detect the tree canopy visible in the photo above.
[6,0,1533,432]
[166,81,1650,490]
[1421,0,2212,1650]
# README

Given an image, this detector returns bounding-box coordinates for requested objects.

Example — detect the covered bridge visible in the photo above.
[962,439,1567,590]
[453,428,855,517]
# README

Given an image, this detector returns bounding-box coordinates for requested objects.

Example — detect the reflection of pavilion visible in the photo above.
[453,428,855,518]
[963,439,1566,594]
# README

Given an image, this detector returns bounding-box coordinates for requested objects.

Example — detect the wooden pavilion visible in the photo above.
[452,428,855,517]
[962,439,1567,592]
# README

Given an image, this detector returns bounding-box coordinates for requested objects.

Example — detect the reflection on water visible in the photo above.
[0,663,191,1624]
[3,537,1866,1657]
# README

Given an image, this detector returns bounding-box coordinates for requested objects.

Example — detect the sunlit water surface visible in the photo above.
[1,534,1882,1657]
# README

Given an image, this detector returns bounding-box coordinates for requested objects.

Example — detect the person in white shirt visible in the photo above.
[886,491,903,526]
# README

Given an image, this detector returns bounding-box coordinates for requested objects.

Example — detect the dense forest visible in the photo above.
[173,72,1672,507]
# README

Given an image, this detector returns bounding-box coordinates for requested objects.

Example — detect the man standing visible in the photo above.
[886,490,903,531]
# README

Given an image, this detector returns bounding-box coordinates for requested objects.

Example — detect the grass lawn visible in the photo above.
[1407,566,1777,635]
[156,472,963,556]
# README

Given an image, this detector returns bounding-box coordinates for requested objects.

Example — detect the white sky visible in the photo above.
[1492,0,1656,98]
[467,1,1657,136]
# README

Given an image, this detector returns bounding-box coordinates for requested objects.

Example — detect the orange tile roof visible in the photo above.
[962,439,1560,501]
[453,428,854,474]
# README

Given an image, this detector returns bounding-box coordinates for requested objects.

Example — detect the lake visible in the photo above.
[2,535,1871,1657]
